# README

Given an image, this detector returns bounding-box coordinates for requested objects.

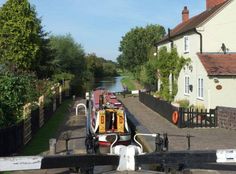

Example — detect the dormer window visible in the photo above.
[183,36,189,53]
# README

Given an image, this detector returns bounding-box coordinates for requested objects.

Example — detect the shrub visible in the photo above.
[176,99,190,109]
[191,103,206,111]
[0,73,37,127]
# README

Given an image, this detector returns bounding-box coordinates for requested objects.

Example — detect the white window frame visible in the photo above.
[183,36,189,53]
[197,77,204,99]
[184,75,190,95]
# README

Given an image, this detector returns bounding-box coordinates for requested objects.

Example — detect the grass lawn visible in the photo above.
[120,71,143,91]
[121,76,136,91]
[21,99,72,155]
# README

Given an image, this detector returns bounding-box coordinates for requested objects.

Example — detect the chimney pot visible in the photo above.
[182,6,189,23]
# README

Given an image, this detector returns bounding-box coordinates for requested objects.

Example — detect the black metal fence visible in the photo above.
[139,92,217,128]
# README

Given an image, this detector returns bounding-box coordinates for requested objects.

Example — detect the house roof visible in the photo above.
[156,0,230,45]
[198,53,236,76]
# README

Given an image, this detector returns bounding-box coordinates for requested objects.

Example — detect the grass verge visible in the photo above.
[120,71,143,91]
[21,99,72,155]
[121,76,136,91]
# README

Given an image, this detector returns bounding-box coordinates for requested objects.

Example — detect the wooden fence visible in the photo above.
[178,108,217,128]
[0,82,70,157]
[139,92,178,123]
[139,92,217,128]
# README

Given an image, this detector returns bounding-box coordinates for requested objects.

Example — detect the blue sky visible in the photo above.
[0,0,205,61]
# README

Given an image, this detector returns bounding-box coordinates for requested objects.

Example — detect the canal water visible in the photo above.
[95,76,123,92]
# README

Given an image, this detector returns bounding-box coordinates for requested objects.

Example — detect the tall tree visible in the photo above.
[49,34,85,75]
[85,53,117,78]
[0,0,47,72]
[49,34,86,94]
[118,24,165,76]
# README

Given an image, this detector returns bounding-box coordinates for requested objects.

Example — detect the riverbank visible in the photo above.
[120,72,143,91]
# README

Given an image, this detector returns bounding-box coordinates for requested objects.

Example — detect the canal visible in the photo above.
[95,76,123,92]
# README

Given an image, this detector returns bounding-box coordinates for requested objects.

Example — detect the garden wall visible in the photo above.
[216,106,236,130]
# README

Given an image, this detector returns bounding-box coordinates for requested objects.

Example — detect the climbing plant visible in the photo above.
[157,47,190,101]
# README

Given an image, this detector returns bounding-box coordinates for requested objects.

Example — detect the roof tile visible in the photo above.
[198,53,236,76]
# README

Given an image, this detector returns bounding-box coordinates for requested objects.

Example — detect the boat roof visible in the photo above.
[93,89,122,109]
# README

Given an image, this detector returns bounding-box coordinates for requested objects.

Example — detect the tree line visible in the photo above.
[0,0,117,127]
[117,25,189,101]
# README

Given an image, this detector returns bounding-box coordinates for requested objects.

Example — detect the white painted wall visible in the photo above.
[208,77,236,108]
[172,33,211,108]
[200,0,236,52]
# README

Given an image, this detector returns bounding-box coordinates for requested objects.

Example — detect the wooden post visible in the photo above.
[59,85,62,104]
[65,80,70,97]
[39,95,45,127]
[51,86,56,112]
[23,103,32,145]
[49,138,57,155]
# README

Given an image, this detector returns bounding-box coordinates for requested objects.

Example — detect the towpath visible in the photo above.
[119,96,236,151]
[119,96,236,174]
[13,99,87,174]
[12,99,115,174]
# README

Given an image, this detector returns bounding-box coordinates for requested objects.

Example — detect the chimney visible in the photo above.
[182,6,189,23]
[206,0,226,10]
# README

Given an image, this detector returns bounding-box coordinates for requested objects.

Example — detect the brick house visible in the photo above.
[156,0,236,109]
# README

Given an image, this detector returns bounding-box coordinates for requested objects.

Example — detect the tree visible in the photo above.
[85,53,118,78]
[118,24,165,76]
[49,34,86,94]
[0,0,47,72]
[49,34,85,75]
[0,73,37,127]
[34,37,55,79]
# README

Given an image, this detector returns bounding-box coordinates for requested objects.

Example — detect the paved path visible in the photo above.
[120,96,236,151]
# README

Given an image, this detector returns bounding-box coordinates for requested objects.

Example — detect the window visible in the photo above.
[183,36,189,53]
[184,76,190,95]
[198,78,204,99]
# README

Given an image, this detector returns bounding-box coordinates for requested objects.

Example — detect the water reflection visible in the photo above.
[95,76,123,92]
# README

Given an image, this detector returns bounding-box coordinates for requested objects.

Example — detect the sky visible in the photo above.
[0,0,205,61]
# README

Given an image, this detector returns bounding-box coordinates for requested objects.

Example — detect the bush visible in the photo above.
[52,72,74,84]
[191,103,206,111]
[176,99,190,109]
[0,73,37,127]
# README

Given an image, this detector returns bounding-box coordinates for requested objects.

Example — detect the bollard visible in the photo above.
[62,131,72,154]
[49,138,57,155]
[163,133,169,152]
[155,133,163,152]
[72,95,76,101]
[187,134,191,150]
